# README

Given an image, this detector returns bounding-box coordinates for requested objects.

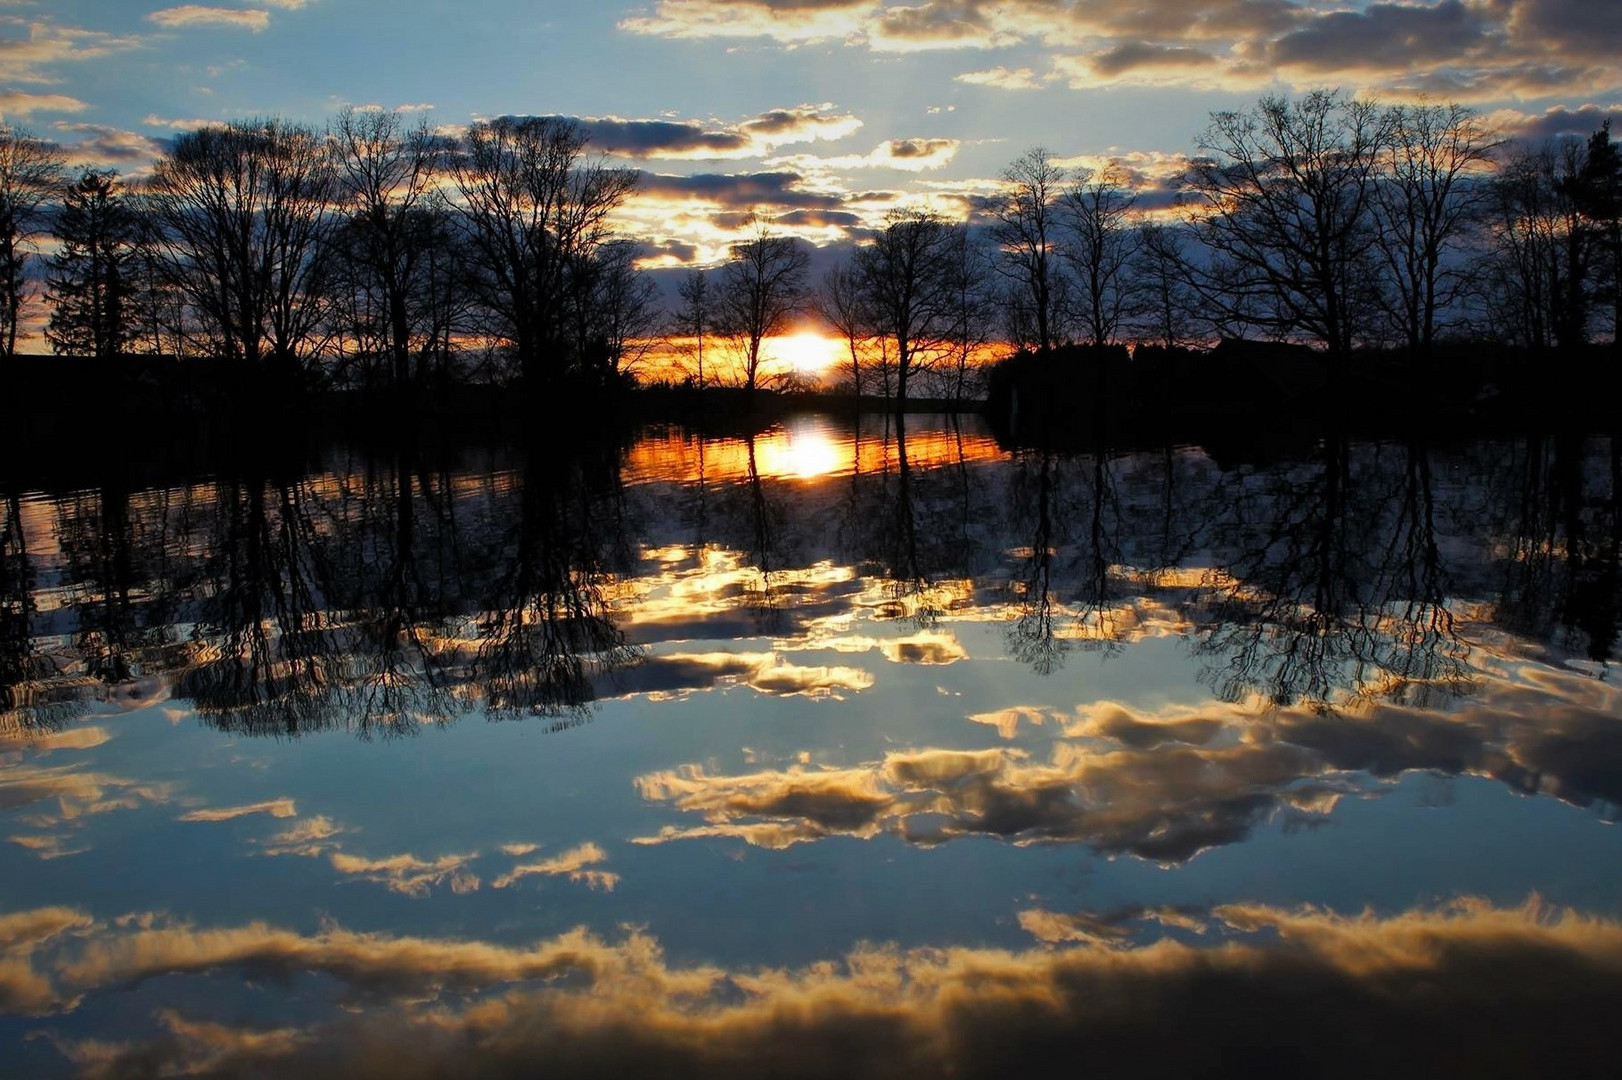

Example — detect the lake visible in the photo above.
[3,413,1620,1077]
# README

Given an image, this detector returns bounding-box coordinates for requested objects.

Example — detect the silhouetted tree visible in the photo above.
[577,238,659,385]
[448,115,637,388]
[330,107,451,391]
[1370,102,1496,354]
[715,217,808,393]
[46,168,144,360]
[1482,139,1591,349]
[1186,92,1390,358]
[992,147,1067,354]
[1131,220,1201,348]
[1568,119,1622,343]
[944,225,995,400]
[0,125,65,358]
[853,207,960,408]
[816,261,875,396]
[1061,164,1140,346]
[146,119,338,384]
[672,266,712,386]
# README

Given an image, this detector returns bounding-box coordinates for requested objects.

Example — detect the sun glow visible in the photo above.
[768,331,845,377]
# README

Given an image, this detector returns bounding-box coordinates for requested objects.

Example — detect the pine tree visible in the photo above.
[46,168,143,359]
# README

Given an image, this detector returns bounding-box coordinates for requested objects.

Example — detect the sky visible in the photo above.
[4,0,1622,276]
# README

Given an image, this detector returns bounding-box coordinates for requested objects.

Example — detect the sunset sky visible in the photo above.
[6,1,1622,273]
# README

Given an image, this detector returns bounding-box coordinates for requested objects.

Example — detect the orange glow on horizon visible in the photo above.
[625,418,1006,485]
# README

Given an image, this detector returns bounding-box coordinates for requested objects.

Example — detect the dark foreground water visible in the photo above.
[3,414,1621,1077]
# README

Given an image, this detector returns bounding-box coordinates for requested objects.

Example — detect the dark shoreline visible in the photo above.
[6,343,1620,492]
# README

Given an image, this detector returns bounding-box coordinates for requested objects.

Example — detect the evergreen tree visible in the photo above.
[1570,120,1622,342]
[45,168,142,359]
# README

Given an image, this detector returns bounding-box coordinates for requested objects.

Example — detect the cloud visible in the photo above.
[632,665,1622,863]
[147,6,271,31]
[768,138,962,175]
[178,798,298,823]
[260,815,343,857]
[632,170,846,211]
[142,112,217,130]
[328,850,482,897]
[0,91,87,116]
[1487,103,1622,140]
[954,66,1047,91]
[563,104,863,161]
[616,650,874,699]
[620,0,1622,101]
[20,899,1622,1077]
[51,122,173,172]
[491,841,619,891]
[618,0,876,43]
[0,18,142,84]
[0,725,110,755]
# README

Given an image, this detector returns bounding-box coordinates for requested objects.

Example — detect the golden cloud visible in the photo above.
[178,798,299,823]
[17,898,1622,1077]
[147,6,271,31]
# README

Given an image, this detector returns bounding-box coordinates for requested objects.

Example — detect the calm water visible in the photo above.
[3,414,1621,1077]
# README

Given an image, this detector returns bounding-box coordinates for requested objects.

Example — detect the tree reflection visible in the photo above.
[3,426,1617,737]
[467,432,640,725]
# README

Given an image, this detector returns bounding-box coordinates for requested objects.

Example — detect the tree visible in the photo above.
[1370,101,1497,354]
[853,207,960,408]
[943,226,995,400]
[672,267,713,387]
[1060,164,1140,346]
[1482,139,1591,350]
[1131,220,1201,348]
[576,238,659,384]
[1186,91,1391,358]
[448,115,638,387]
[991,147,1067,354]
[816,261,875,397]
[0,125,65,358]
[1567,119,1622,343]
[715,217,808,393]
[45,169,144,359]
[330,107,449,390]
[146,119,338,382]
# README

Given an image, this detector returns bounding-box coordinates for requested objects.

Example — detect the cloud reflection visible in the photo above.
[8,898,1622,1077]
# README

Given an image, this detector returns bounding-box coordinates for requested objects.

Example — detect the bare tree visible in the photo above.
[577,238,659,384]
[671,267,712,387]
[1131,220,1201,348]
[853,207,960,408]
[0,125,65,358]
[146,119,338,383]
[331,107,449,390]
[1370,101,1497,354]
[944,225,995,400]
[1481,139,1592,349]
[448,115,638,387]
[816,261,874,397]
[991,147,1067,353]
[1186,92,1392,358]
[1061,164,1140,346]
[715,217,808,393]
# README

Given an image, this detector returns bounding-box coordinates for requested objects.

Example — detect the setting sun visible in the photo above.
[768,331,845,377]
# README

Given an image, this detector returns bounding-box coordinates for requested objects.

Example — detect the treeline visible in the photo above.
[1,90,1618,404]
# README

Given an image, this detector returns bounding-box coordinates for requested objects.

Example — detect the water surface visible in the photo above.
[3,414,1620,1076]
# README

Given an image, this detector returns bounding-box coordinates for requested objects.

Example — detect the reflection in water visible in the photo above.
[2,422,1618,731]
[5,897,1620,1078]
[3,416,1621,1076]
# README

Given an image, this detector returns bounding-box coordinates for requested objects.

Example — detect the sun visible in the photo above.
[768,331,844,377]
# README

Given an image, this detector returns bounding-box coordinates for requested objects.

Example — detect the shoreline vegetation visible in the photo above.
[6,336,1620,494]
[3,93,1621,454]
